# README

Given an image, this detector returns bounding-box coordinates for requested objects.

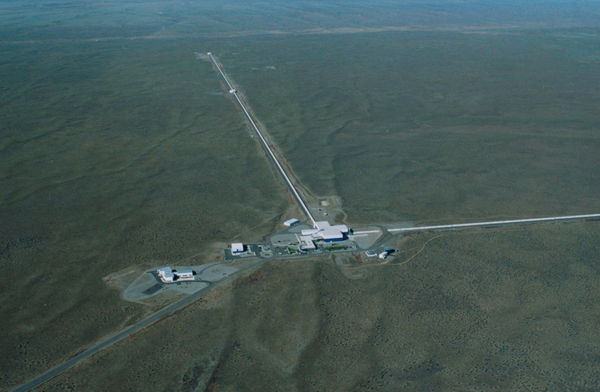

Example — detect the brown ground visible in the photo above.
[35,222,600,391]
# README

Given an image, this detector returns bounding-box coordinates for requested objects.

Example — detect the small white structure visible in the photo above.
[378,251,388,260]
[157,267,175,283]
[301,221,349,242]
[284,218,300,227]
[365,251,377,257]
[231,243,245,254]
[229,89,237,94]
[175,270,195,281]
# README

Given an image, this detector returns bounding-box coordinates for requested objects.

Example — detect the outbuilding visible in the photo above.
[174,270,195,281]
[284,218,300,227]
[231,243,245,254]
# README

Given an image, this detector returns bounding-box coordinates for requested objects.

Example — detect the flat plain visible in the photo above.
[220,30,600,224]
[37,223,600,391]
[2,1,600,391]
[0,38,289,388]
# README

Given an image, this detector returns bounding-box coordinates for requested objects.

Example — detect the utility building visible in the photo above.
[176,270,194,280]
[284,218,300,227]
[231,243,245,254]
[157,267,195,283]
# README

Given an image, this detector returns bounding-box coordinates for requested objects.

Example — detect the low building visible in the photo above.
[175,270,195,281]
[301,221,349,242]
[157,267,175,283]
[231,243,245,254]
[378,251,388,260]
[157,267,195,283]
[284,218,300,227]
[365,251,378,257]
[296,234,316,251]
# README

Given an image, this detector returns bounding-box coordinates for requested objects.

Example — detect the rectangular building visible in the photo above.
[301,221,349,242]
[231,243,245,254]
[284,218,300,227]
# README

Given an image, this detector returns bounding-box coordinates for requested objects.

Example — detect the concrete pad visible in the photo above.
[288,224,311,233]
[169,281,209,295]
[270,233,300,246]
[123,272,160,301]
[122,263,237,302]
[349,226,383,249]
[196,264,238,282]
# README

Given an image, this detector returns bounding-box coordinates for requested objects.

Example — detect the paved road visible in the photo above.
[207,52,316,226]
[10,260,264,392]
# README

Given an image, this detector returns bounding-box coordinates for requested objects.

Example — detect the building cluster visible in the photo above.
[230,220,351,256]
[296,221,349,251]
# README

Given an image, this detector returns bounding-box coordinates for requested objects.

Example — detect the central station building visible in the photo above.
[302,221,349,241]
[296,221,349,250]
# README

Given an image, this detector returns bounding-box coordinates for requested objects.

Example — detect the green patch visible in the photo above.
[286,247,301,254]
[326,245,350,251]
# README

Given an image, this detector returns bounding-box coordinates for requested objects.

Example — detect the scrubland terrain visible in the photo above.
[37,223,600,391]
[223,31,600,224]
[2,1,600,391]
[0,39,287,388]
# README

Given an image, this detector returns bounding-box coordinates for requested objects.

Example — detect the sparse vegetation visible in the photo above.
[2,2,600,391]
[0,36,287,389]
[326,245,351,251]
[39,224,600,390]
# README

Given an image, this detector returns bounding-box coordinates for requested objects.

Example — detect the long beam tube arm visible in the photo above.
[207,53,316,226]
[389,213,600,233]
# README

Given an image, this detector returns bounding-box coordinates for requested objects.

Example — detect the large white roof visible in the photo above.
[231,243,244,252]
[284,218,300,226]
[300,221,348,241]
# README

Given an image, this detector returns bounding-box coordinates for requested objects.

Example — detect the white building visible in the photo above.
[301,221,349,242]
[296,234,316,251]
[284,218,300,227]
[231,243,245,254]
[378,251,388,260]
[157,267,196,283]
[157,267,175,283]
[175,270,195,281]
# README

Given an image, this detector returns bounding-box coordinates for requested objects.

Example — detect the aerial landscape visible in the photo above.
[1,0,600,391]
